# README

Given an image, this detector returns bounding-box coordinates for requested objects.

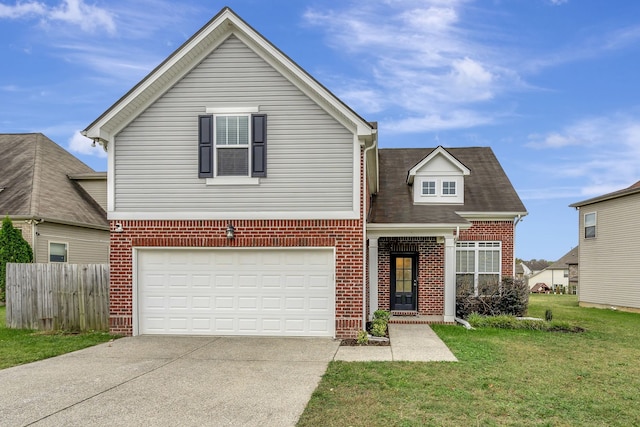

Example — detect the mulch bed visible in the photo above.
[340,338,390,346]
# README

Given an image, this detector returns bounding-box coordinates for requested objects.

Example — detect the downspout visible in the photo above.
[513,215,523,277]
[362,131,378,332]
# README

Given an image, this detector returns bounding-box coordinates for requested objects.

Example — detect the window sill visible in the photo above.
[206,177,261,186]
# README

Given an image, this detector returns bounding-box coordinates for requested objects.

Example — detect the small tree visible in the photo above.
[0,216,34,301]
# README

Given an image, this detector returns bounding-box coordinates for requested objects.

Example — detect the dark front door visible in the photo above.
[391,254,417,311]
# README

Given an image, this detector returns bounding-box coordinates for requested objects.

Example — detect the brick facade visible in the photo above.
[376,220,516,316]
[458,220,516,278]
[377,237,445,315]
[109,219,364,338]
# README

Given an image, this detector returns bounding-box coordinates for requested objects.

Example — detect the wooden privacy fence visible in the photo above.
[5,263,109,331]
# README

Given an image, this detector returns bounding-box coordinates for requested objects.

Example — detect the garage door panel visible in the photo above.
[137,248,335,336]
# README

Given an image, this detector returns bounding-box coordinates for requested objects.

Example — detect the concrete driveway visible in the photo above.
[0,335,340,427]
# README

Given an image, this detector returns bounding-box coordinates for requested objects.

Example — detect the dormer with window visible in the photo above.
[406,146,470,204]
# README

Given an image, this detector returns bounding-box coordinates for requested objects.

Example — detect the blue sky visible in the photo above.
[2,0,640,261]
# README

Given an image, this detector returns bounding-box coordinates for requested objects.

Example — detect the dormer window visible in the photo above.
[406,146,470,205]
[422,181,436,195]
[442,181,456,195]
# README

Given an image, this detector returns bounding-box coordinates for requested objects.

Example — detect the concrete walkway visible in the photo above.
[334,323,458,362]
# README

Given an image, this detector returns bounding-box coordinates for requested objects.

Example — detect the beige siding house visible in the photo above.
[0,133,109,264]
[570,182,640,312]
[527,247,578,294]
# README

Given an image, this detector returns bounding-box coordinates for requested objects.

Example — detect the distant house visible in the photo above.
[0,133,108,264]
[515,262,532,282]
[526,247,578,294]
[570,181,640,312]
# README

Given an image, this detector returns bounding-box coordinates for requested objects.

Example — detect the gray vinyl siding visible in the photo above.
[578,192,640,309]
[35,222,109,264]
[114,35,355,213]
[75,180,107,211]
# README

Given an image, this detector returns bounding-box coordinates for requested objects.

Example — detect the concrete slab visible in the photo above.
[0,336,340,427]
[389,323,458,362]
[332,323,458,362]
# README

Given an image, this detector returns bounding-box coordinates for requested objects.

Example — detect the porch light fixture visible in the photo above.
[226,223,235,239]
[114,223,124,233]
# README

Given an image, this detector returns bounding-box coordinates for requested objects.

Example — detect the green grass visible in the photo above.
[299,295,640,426]
[0,305,118,369]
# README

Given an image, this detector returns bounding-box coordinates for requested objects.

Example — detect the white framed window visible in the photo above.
[456,241,501,295]
[215,114,250,177]
[198,109,267,183]
[442,181,456,195]
[49,242,68,263]
[584,212,596,239]
[422,180,436,195]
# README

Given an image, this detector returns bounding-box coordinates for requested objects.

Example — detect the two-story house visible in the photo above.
[570,182,640,311]
[83,7,527,338]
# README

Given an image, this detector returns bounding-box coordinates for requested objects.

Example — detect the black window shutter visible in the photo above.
[251,114,267,177]
[198,115,213,178]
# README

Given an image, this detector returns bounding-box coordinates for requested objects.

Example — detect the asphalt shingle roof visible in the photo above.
[0,133,107,228]
[370,147,527,224]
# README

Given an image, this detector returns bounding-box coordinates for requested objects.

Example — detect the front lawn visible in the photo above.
[299,295,640,426]
[0,306,118,369]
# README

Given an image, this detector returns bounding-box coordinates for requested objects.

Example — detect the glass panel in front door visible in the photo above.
[394,256,415,310]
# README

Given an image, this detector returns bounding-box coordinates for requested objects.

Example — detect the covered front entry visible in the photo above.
[136,247,336,337]
[368,235,457,322]
[390,253,417,311]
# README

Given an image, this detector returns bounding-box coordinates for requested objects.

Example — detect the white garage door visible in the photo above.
[136,248,335,337]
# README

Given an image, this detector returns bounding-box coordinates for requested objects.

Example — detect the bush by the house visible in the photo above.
[456,276,528,319]
[0,216,34,301]
[369,310,390,337]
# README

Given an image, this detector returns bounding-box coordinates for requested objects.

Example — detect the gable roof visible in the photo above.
[0,133,107,229]
[406,146,470,184]
[548,247,578,269]
[82,6,376,148]
[369,147,527,225]
[570,180,640,208]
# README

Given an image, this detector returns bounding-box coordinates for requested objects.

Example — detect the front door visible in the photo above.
[391,253,417,311]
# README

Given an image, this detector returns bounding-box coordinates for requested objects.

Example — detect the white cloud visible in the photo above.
[0,0,115,34]
[0,1,45,18]
[549,0,568,5]
[68,131,107,158]
[50,0,116,34]
[385,109,495,133]
[304,1,522,132]
[525,112,640,199]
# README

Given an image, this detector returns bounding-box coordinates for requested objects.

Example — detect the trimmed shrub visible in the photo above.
[0,216,34,301]
[456,276,529,319]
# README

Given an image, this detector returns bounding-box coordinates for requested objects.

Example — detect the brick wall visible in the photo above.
[110,220,364,337]
[375,221,516,315]
[377,237,444,315]
[458,220,515,277]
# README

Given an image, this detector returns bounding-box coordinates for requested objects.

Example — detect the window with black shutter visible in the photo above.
[199,112,267,179]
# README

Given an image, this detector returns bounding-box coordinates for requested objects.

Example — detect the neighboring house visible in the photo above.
[516,262,532,282]
[82,7,527,338]
[570,181,640,312]
[0,133,109,264]
[527,247,578,294]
